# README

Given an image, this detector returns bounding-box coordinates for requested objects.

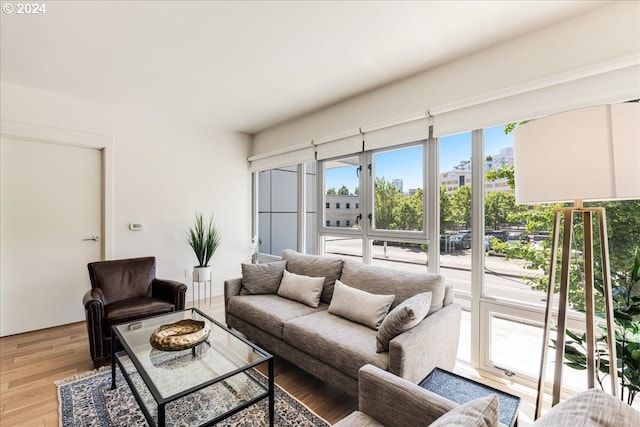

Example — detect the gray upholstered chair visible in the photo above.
[334,364,640,427]
[82,257,187,368]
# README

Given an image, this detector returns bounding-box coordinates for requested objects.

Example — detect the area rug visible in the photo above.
[56,366,330,427]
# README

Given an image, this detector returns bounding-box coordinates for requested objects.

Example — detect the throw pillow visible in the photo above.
[375,291,432,352]
[239,261,287,295]
[277,270,325,308]
[328,279,395,330]
[282,249,343,304]
[430,394,499,427]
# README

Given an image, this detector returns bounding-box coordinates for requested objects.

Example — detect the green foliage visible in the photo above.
[450,185,472,228]
[440,186,454,234]
[186,212,221,267]
[485,165,516,189]
[373,178,423,231]
[561,246,640,405]
[326,187,336,195]
[374,177,402,229]
[338,185,350,195]
[485,191,525,230]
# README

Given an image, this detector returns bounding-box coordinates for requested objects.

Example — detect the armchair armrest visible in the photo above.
[357,364,456,426]
[224,278,243,326]
[83,287,107,362]
[152,278,187,310]
[389,302,461,383]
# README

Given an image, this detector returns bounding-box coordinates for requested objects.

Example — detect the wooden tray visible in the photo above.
[149,319,210,351]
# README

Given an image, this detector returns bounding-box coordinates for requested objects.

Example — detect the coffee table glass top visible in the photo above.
[113,308,271,401]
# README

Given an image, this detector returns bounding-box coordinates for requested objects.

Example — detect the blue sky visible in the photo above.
[325,124,514,192]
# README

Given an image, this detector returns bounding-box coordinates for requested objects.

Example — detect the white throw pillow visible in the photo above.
[430,394,499,427]
[328,279,395,330]
[277,270,325,308]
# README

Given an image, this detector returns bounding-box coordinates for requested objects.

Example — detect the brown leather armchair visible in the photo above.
[82,256,187,368]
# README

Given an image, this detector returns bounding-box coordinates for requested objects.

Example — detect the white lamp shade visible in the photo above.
[513,103,640,204]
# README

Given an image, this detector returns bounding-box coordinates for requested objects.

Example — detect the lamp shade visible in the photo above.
[513,103,640,204]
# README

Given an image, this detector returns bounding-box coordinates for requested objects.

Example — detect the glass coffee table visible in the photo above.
[111,308,274,427]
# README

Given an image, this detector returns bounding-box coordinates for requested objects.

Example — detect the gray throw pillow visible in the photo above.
[277,270,325,308]
[239,261,287,295]
[328,279,395,330]
[376,291,432,352]
[430,394,499,427]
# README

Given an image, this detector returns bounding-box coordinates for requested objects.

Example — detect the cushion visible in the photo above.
[239,261,286,295]
[282,249,343,304]
[227,294,328,338]
[277,270,325,308]
[340,260,445,313]
[282,310,389,379]
[534,389,640,427]
[328,280,395,330]
[376,291,432,352]
[430,394,499,427]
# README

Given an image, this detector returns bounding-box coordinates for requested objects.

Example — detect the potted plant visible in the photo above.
[187,212,221,282]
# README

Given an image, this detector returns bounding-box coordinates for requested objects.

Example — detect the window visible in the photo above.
[325,202,330,209]
[319,142,429,263]
[255,161,317,258]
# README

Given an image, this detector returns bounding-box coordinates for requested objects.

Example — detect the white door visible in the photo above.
[0,137,103,336]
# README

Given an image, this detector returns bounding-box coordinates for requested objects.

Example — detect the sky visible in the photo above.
[325,124,514,192]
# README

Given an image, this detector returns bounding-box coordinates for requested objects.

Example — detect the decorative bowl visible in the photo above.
[149,319,210,351]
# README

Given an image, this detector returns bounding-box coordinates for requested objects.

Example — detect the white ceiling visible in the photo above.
[0,1,604,134]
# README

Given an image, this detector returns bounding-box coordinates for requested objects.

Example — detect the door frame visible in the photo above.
[1,120,114,259]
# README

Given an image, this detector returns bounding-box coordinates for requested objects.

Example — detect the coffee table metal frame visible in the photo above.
[110,308,274,427]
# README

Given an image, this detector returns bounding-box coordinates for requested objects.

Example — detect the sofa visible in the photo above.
[224,249,461,397]
[335,364,640,427]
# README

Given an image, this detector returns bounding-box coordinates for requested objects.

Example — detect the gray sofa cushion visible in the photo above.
[340,260,445,314]
[239,261,286,295]
[282,249,343,304]
[227,294,327,338]
[282,310,389,379]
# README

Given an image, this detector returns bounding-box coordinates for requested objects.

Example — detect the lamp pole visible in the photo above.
[534,202,618,419]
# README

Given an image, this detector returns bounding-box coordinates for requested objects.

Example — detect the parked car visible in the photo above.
[449,233,471,250]
[485,230,508,242]
[506,231,529,244]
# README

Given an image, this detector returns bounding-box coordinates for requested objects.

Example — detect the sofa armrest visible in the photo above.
[152,278,187,310]
[388,302,461,383]
[357,364,457,426]
[224,278,243,326]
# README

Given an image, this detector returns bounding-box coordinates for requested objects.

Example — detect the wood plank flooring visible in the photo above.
[0,297,356,426]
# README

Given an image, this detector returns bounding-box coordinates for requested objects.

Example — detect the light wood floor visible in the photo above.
[0,296,356,426]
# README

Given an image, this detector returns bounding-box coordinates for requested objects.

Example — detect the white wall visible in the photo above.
[253,1,640,154]
[0,82,251,308]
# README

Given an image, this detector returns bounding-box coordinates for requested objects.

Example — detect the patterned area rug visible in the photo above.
[56,366,330,427]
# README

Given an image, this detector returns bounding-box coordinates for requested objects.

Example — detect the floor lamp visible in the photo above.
[512,103,640,419]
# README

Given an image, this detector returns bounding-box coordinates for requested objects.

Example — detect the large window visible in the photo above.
[252,105,639,397]
[319,142,429,263]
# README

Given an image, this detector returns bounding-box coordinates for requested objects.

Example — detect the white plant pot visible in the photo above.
[193,266,211,282]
